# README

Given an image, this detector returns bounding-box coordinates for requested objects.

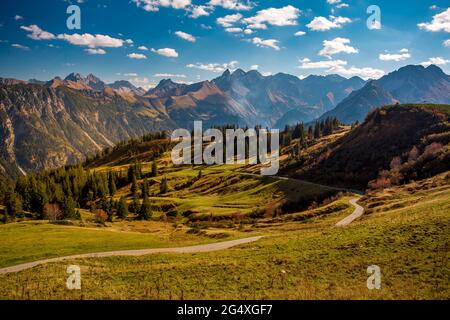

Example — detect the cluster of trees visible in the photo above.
[0,158,165,223]
[280,117,342,157]
[369,142,447,190]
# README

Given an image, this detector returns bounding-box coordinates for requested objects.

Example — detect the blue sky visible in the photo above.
[0,0,449,88]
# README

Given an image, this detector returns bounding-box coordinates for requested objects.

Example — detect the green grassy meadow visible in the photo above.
[0,174,448,299]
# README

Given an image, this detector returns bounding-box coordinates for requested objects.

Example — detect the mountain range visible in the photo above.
[0,64,449,177]
[319,65,450,123]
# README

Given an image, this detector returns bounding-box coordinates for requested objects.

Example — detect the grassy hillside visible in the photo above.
[293,104,450,189]
[0,173,447,299]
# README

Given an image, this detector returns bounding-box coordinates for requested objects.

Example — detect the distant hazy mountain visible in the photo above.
[108,80,146,95]
[320,65,450,123]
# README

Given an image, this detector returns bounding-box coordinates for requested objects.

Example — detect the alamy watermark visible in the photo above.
[66,265,81,290]
[66,5,81,30]
[367,5,381,30]
[367,265,381,290]
[171,121,280,176]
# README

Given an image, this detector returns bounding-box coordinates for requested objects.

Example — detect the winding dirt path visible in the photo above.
[0,236,262,275]
[335,197,365,227]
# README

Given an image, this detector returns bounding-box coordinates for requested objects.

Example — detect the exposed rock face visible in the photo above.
[0,83,176,178]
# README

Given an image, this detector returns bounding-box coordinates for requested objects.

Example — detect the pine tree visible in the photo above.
[151,160,158,177]
[198,170,203,179]
[108,172,117,196]
[131,173,138,197]
[139,194,152,220]
[117,197,128,219]
[313,122,321,139]
[141,178,149,198]
[160,176,168,194]
[131,196,140,214]
[5,191,23,219]
[63,196,77,219]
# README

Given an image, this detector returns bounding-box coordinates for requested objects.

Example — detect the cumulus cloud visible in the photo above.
[175,31,196,42]
[217,13,243,27]
[208,0,254,11]
[57,33,124,48]
[20,25,55,40]
[85,48,106,55]
[186,60,239,73]
[319,37,358,57]
[154,73,187,78]
[14,15,23,21]
[251,37,280,50]
[444,39,450,47]
[225,27,243,33]
[418,8,450,32]
[131,0,191,12]
[420,56,450,66]
[138,45,149,51]
[298,58,384,80]
[188,5,212,18]
[250,64,259,70]
[306,15,352,31]
[294,31,306,36]
[379,48,411,61]
[243,5,300,29]
[11,43,30,50]
[128,53,147,59]
[151,48,179,57]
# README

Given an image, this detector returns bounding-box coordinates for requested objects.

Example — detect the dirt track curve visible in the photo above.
[0,236,262,275]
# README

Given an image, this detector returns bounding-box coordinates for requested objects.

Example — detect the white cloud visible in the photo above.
[128,77,156,90]
[444,39,450,47]
[57,33,124,48]
[243,29,253,35]
[11,43,30,50]
[251,37,280,50]
[151,47,179,57]
[336,3,349,9]
[379,49,411,61]
[131,0,192,12]
[294,31,306,36]
[189,5,212,18]
[319,37,358,57]
[327,0,341,4]
[124,73,139,77]
[298,58,347,69]
[244,5,300,29]
[14,15,23,21]
[306,15,352,31]
[217,13,243,27]
[418,8,450,32]
[225,27,243,33]
[420,56,450,67]
[298,58,384,80]
[175,31,196,42]
[186,60,239,73]
[85,48,106,55]
[250,64,259,70]
[138,45,149,51]
[127,53,147,59]
[154,73,187,78]
[208,0,254,11]
[20,25,55,40]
